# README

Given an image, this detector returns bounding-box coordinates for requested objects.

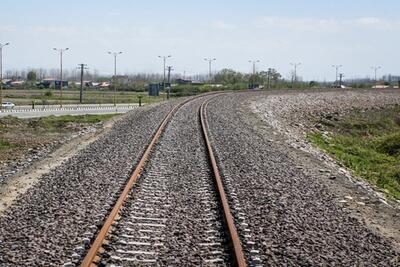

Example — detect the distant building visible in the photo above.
[99,82,111,89]
[175,78,192,85]
[10,80,25,87]
[149,83,160,96]
[37,78,68,89]
[372,85,390,89]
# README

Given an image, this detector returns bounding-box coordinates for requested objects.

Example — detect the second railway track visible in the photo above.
[79,95,247,267]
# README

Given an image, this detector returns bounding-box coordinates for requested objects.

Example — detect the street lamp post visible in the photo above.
[0,42,10,109]
[108,51,122,106]
[204,58,216,83]
[158,55,171,99]
[290,62,301,87]
[331,65,342,85]
[371,66,381,84]
[248,60,260,75]
[53,48,69,107]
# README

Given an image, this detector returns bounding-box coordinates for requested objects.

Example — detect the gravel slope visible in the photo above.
[0,100,181,266]
[251,88,400,152]
[207,91,399,266]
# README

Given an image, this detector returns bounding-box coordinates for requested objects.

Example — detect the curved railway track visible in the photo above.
[79,95,247,267]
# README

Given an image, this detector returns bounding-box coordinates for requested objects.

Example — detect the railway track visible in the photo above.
[79,95,247,266]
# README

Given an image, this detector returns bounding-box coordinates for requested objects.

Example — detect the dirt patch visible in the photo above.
[0,114,123,214]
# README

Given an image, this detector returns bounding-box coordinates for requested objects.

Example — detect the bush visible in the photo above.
[44,91,53,97]
[376,133,400,156]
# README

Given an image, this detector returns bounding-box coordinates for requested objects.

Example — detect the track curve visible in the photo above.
[80,94,247,267]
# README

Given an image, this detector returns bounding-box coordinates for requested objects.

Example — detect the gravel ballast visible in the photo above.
[207,90,399,266]
[101,96,230,266]
[1,89,399,266]
[0,100,181,266]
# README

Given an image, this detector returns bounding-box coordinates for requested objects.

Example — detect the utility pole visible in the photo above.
[166,66,173,99]
[204,58,216,83]
[108,51,122,106]
[290,62,301,88]
[267,68,271,89]
[339,73,344,87]
[167,66,173,84]
[331,65,342,85]
[371,66,381,84]
[53,47,69,107]
[248,60,260,75]
[77,64,88,104]
[158,55,171,99]
[0,42,10,109]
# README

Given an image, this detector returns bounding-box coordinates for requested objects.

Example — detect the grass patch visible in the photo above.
[0,114,119,162]
[0,139,14,150]
[308,106,400,199]
[26,114,119,130]
[3,89,165,105]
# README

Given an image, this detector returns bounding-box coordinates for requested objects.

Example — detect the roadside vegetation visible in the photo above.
[6,68,398,106]
[0,114,119,162]
[3,89,165,106]
[308,106,400,199]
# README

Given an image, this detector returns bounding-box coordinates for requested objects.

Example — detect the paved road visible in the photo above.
[0,104,141,118]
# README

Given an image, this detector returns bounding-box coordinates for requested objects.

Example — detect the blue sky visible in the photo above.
[1,0,399,81]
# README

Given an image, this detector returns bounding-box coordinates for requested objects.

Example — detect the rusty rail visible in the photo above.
[80,93,247,266]
[199,99,248,267]
[80,99,189,267]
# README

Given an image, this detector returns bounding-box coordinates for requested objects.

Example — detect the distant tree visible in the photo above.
[27,71,37,81]
[214,69,245,84]
[260,68,281,88]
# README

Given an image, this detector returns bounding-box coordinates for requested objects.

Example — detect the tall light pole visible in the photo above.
[53,48,69,107]
[0,42,10,109]
[204,58,216,83]
[248,60,260,75]
[158,55,171,99]
[331,65,342,85]
[108,51,122,106]
[371,66,381,84]
[290,62,301,87]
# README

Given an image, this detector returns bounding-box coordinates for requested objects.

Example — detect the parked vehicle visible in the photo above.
[2,102,15,109]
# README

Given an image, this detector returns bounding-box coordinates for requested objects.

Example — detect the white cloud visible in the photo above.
[352,17,400,30]
[212,20,235,30]
[0,25,17,32]
[27,26,80,35]
[253,16,400,32]
[253,17,339,32]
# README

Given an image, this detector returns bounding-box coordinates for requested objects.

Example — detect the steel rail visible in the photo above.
[81,92,246,266]
[199,98,248,267]
[80,98,195,267]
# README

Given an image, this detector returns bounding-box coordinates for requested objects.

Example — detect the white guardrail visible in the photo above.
[0,104,141,113]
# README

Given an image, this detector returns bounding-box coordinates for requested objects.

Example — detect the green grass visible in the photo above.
[3,89,165,105]
[0,139,14,150]
[308,106,400,199]
[30,114,119,130]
